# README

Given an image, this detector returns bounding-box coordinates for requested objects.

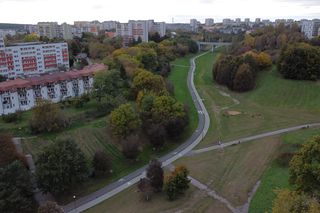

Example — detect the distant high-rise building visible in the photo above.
[235,18,241,25]
[244,18,250,25]
[148,20,166,37]
[102,21,118,31]
[255,18,261,24]
[223,18,233,26]
[61,23,73,40]
[37,22,60,39]
[301,19,320,39]
[190,19,199,32]
[205,18,214,27]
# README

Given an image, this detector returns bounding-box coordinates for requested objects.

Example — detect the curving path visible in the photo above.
[63,52,211,212]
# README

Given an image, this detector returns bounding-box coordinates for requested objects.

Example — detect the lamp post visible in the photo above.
[73,195,76,213]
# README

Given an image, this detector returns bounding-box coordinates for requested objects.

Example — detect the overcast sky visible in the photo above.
[0,0,319,24]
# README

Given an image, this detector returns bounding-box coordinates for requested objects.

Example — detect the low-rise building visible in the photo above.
[0,64,105,115]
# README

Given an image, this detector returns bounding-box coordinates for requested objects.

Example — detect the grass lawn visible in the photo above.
[168,54,198,140]
[85,183,231,213]
[175,136,281,207]
[195,51,320,148]
[249,127,320,213]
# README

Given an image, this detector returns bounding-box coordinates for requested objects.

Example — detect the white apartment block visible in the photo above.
[0,38,69,79]
[0,64,105,115]
[61,23,73,40]
[116,20,166,45]
[205,18,214,27]
[301,19,320,39]
[37,22,61,39]
[190,19,199,32]
[102,21,118,31]
[74,21,101,36]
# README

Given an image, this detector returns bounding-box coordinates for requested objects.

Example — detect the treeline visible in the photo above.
[212,23,320,92]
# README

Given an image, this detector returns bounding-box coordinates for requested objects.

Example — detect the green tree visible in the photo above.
[289,136,320,199]
[0,161,34,213]
[38,201,64,213]
[138,48,158,71]
[36,139,89,194]
[93,70,125,102]
[109,103,141,138]
[29,99,70,133]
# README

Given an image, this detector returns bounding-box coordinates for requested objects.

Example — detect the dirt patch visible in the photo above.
[226,111,242,116]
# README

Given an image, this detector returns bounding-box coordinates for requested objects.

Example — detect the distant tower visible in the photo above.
[172,17,174,23]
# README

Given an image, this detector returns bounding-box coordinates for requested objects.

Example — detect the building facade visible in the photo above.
[0,64,105,115]
[301,19,320,39]
[205,18,214,27]
[190,19,199,32]
[0,39,69,79]
[37,22,61,39]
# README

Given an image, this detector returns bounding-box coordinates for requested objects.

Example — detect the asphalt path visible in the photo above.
[63,52,211,212]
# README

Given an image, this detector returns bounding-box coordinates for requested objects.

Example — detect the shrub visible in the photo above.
[2,111,22,123]
[276,152,295,167]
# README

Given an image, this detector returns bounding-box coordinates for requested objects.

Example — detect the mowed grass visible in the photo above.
[85,183,231,213]
[175,136,281,207]
[194,51,320,148]
[249,127,320,213]
[168,55,198,139]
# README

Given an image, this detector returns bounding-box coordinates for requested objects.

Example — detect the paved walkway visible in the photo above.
[63,52,211,213]
[191,123,320,156]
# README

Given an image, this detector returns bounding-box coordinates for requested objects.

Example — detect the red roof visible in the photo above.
[0,64,106,92]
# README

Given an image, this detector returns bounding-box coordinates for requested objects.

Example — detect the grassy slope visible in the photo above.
[168,55,198,139]
[249,128,320,213]
[195,51,320,148]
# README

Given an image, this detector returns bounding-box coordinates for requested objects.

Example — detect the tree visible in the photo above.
[38,201,64,213]
[93,70,125,102]
[109,103,142,138]
[151,95,185,124]
[137,178,153,201]
[233,63,255,92]
[24,33,39,42]
[139,48,158,71]
[36,139,89,194]
[132,70,166,95]
[278,43,320,80]
[0,134,27,168]
[257,52,272,69]
[0,161,34,213]
[164,165,190,200]
[272,189,320,213]
[0,75,6,82]
[121,134,140,159]
[146,123,166,149]
[92,150,111,175]
[149,32,161,43]
[289,136,320,199]
[29,99,70,134]
[146,159,164,192]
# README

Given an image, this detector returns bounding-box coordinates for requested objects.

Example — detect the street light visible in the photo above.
[73,195,76,213]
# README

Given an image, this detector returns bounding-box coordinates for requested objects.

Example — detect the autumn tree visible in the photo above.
[109,103,142,138]
[0,161,35,213]
[92,150,111,175]
[36,139,89,194]
[272,189,320,213]
[146,159,164,192]
[278,43,320,80]
[164,166,190,200]
[38,201,64,213]
[289,136,320,199]
[0,134,27,168]
[233,63,255,92]
[257,52,272,69]
[132,70,167,95]
[137,178,153,201]
[138,48,158,71]
[29,99,70,133]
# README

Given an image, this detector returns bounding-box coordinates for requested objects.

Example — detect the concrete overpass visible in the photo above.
[196,41,231,52]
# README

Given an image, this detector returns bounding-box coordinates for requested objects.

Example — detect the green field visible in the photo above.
[194,51,320,148]
[168,55,198,139]
[249,128,320,213]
